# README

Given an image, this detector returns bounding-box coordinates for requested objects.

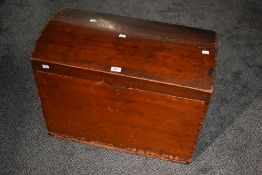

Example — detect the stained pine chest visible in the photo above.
[31,8,217,163]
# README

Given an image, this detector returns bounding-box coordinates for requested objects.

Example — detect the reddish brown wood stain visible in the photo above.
[31,8,217,163]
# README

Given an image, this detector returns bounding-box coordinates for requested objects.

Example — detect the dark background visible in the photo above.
[0,0,262,174]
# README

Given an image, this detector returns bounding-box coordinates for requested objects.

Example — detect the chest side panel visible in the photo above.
[35,71,208,163]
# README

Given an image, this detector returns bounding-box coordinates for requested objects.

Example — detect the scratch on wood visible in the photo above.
[89,87,97,95]
[115,87,120,96]
[108,82,129,89]
[160,33,175,40]
[107,106,113,112]
[38,74,48,86]
[92,101,98,110]
[117,100,124,105]
[40,91,48,100]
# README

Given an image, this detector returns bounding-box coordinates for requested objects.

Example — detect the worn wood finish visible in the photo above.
[36,71,207,163]
[31,8,217,163]
[31,60,211,102]
[32,8,217,93]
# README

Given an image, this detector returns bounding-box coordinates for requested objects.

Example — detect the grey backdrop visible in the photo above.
[0,0,262,174]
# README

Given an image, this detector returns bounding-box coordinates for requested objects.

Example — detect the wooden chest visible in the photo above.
[31,8,217,163]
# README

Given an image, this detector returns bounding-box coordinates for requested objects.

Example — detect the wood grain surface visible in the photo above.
[36,71,208,163]
[31,8,217,163]
[32,8,217,93]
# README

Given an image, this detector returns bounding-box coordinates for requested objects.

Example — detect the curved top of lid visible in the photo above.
[32,8,217,92]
